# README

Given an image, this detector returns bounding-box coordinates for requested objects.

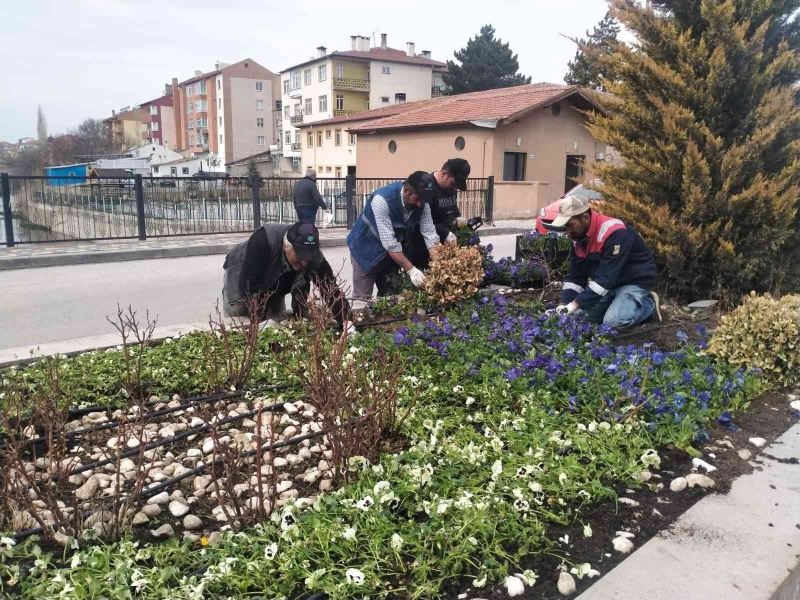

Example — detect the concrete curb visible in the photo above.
[578,421,800,600]
[0,227,528,270]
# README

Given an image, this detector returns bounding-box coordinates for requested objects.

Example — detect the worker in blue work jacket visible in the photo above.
[545,195,661,328]
[347,171,441,300]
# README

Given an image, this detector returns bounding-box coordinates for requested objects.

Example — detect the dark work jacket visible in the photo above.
[223,224,350,324]
[560,212,656,310]
[293,177,327,210]
[429,174,461,241]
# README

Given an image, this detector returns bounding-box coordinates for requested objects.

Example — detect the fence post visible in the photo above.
[251,177,261,230]
[2,173,13,247]
[485,175,495,224]
[345,174,355,229]
[134,175,146,241]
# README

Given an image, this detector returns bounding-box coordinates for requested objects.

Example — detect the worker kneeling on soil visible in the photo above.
[347,171,441,300]
[222,222,354,333]
[547,195,661,328]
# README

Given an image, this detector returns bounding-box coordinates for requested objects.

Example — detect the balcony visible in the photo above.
[288,87,302,99]
[291,142,302,151]
[333,77,370,92]
[431,85,445,97]
[333,109,356,117]
[290,113,304,125]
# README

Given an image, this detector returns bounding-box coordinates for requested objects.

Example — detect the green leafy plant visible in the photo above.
[709,292,800,385]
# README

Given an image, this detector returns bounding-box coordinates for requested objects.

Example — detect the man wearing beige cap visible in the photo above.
[545,195,660,328]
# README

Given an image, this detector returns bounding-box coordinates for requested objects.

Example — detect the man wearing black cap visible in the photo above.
[347,171,441,299]
[405,159,471,269]
[222,222,354,332]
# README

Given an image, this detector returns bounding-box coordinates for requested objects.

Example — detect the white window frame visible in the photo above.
[285,131,291,144]
[335,63,344,78]
[256,99,264,110]
[335,94,344,110]
[256,117,264,128]
[291,71,301,89]
[182,167,190,175]
[283,79,290,94]
[334,129,341,146]
[257,136,266,145]
[149,105,158,115]
[304,69,312,85]
[304,98,313,114]
[349,132,356,145]
[255,81,263,92]
[382,65,391,74]
[318,64,327,81]
[319,95,328,113]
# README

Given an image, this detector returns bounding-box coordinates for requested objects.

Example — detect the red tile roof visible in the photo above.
[349,84,601,133]
[296,99,431,129]
[282,46,445,73]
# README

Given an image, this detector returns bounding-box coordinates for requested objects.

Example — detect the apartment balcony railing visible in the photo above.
[290,113,304,125]
[288,87,302,99]
[333,77,370,91]
[333,109,356,117]
[431,85,445,97]
[290,142,302,151]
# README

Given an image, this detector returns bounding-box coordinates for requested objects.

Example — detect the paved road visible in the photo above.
[0,235,518,351]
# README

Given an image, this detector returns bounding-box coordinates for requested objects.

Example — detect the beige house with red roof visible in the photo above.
[349,83,610,219]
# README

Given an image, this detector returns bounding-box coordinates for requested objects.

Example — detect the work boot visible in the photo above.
[650,291,662,322]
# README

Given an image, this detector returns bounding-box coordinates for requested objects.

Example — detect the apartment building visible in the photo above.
[280,34,446,165]
[104,106,147,149]
[172,59,280,167]
[138,87,176,150]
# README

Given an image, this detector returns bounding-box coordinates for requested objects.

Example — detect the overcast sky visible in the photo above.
[0,0,610,142]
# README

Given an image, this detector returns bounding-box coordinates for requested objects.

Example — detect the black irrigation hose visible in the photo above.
[11,422,333,543]
[612,317,711,342]
[2,384,294,452]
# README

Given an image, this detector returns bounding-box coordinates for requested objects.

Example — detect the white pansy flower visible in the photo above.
[355,496,375,511]
[466,396,476,406]
[264,542,278,559]
[453,385,464,393]
[490,437,504,452]
[345,568,365,585]
[467,536,478,546]
[341,527,357,541]
[583,523,593,538]
[640,448,661,469]
[491,459,503,481]
[513,498,530,512]
[0,537,16,549]
[588,421,598,433]
[598,421,611,431]
[436,499,452,514]
[472,574,487,588]
[390,533,403,550]
[305,568,326,587]
[70,554,81,568]
[558,472,568,485]
[374,481,391,496]
[519,569,538,586]
[528,481,543,493]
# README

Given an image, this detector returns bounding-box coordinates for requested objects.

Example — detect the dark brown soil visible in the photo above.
[447,394,798,597]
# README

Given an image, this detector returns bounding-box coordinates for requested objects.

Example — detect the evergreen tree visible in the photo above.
[246,158,260,179]
[587,0,800,302]
[564,12,620,90]
[36,105,47,141]
[443,25,531,94]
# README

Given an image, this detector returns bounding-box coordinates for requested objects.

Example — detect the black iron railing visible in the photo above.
[0,173,494,246]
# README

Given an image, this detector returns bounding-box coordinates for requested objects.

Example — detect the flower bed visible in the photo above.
[0,291,770,599]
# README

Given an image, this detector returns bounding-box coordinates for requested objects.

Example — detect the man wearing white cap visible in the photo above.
[546,195,660,328]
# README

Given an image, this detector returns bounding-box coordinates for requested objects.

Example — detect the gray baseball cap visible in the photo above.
[549,195,591,228]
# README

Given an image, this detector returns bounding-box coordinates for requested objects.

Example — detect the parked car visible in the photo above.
[534,183,604,234]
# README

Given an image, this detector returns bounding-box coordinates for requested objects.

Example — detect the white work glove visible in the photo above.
[545,301,578,317]
[445,231,457,243]
[343,320,357,337]
[407,267,427,289]
[455,217,468,228]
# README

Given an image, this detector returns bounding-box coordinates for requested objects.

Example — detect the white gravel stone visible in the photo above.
[142,504,162,517]
[132,512,149,526]
[319,479,333,492]
[151,524,174,538]
[505,575,525,597]
[279,489,299,501]
[190,417,204,428]
[670,477,688,492]
[738,449,752,460]
[691,458,718,473]
[282,402,298,415]
[619,497,640,507]
[303,469,321,484]
[789,400,800,411]
[686,473,715,488]
[75,476,100,501]
[186,448,203,459]
[273,457,288,468]
[615,531,635,539]
[748,437,767,448]
[183,515,203,530]
[233,483,251,498]
[717,440,734,449]
[202,438,215,454]
[276,480,293,493]
[149,491,170,505]
[557,571,577,596]
[612,536,634,554]
[169,500,190,517]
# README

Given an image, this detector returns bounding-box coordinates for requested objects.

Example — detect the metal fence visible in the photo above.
[1,173,494,246]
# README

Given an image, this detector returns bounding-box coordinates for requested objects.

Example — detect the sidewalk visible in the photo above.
[0,219,533,270]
